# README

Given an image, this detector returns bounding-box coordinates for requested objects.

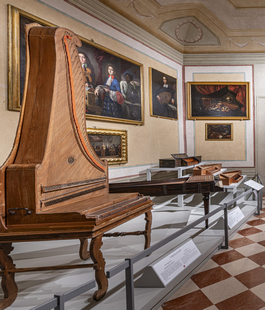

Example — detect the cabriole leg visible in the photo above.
[79,238,90,260]
[144,210,152,250]
[0,243,17,310]
[90,235,108,301]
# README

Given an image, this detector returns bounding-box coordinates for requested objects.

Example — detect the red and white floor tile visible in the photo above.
[160,209,265,310]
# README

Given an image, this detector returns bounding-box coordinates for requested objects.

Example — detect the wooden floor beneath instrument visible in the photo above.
[1,191,258,310]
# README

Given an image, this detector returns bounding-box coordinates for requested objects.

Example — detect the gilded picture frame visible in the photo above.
[149,68,178,120]
[86,128,128,164]
[8,5,55,111]
[79,38,143,125]
[205,123,233,141]
[8,5,144,126]
[187,82,250,120]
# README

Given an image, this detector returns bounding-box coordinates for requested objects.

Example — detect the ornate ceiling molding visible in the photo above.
[184,53,265,65]
[175,19,203,43]
[65,0,265,54]
[65,0,184,63]
[160,16,220,47]
[228,0,265,8]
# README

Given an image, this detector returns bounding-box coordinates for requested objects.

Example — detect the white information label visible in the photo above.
[244,180,264,191]
[228,206,245,229]
[152,239,201,286]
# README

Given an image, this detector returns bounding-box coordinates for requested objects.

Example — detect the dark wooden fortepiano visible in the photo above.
[109,175,224,228]
[0,24,153,309]
[109,175,222,196]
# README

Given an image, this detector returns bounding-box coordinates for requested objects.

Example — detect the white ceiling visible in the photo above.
[71,0,265,54]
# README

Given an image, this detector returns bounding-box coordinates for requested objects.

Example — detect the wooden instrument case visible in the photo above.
[0,24,153,308]
[193,164,222,175]
[219,170,243,185]
[159,155,201,168]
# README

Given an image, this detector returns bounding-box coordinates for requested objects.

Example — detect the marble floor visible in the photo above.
[0,190,260,310]
[161,208,265,310]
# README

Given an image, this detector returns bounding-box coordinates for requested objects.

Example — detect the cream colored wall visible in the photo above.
[193,73,246,162]
[185,65,254,169]
[194,122,245,161]
[0,0,182,173]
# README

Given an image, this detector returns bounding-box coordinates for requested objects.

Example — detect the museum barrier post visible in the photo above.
[29,188,260,310]
[30,280,96,310]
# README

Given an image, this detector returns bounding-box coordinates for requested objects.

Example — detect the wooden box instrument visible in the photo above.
[159,157,179,168]
[186,175,215,183]
[159,153,188,168]
[219,170,243,185]
[0,24,153,308]
[171,153,188,160]
[181,157,200,166]
[193,155,202,162]
[193,164,222,176]
[159,155,201,168]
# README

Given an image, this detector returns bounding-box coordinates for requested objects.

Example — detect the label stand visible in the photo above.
[135,239,201,288]
[244,180,264,191]
[227,206,245,229]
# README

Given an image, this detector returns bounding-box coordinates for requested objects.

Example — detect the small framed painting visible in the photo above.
[87,128,127,164]
[205,123,233,141]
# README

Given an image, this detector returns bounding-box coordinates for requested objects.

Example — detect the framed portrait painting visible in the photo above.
[8,5,144,125]
[86,128,127,164]
[8,5,55,111]
[149,68,178,120]
[187,82,250,120]
[205,123,233,141]
[78,39,143,125]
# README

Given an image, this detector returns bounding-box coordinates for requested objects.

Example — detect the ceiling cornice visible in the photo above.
[65,0,265,60]
[95,0,265,54]
[228,0,265,9]
[184,53,265,65]
[65,0,184,64]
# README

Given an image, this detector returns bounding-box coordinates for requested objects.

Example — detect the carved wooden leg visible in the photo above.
[90,235,108,301]
[0,243,18,310]
[144,210,152,250]
[203,193,210,229]
[79,238,90,260]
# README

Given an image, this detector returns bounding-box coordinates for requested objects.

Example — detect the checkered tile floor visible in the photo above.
[161,208,265,310]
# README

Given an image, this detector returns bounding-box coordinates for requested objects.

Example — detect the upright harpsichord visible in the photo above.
[0,24,153,308]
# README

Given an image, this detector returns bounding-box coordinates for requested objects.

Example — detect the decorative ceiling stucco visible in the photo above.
[159,17,220,46]
[66,0,265,54]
